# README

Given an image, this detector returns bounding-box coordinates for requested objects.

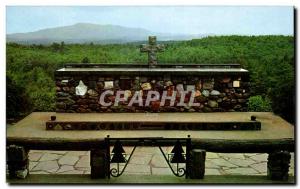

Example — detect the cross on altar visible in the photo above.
[140,36,165,67]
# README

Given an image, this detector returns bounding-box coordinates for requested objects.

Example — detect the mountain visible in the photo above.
[6,23,209,44]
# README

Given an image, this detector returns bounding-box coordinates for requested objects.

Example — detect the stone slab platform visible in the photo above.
[56,67,249,76]
[7,112,293,142]
[6,112,294,183]
[7,174,295,184]
[47,112,258,123]
[46,112,261,130]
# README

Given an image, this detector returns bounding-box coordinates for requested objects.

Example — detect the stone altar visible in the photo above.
[55,37,250,114]
[6,36,294,183]
[7,112,294,183]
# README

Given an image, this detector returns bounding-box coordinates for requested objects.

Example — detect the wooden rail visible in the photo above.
[192,138,295,153]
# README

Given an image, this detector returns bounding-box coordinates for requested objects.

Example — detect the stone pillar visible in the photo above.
[189,149,206,179]
[267,151,291,180]
[6,145,29,179]
[90,149,108,179]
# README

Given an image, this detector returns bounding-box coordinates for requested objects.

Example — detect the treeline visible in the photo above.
[6,35,295,123]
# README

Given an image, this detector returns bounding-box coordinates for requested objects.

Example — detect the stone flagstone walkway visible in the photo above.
[28,147,294,177]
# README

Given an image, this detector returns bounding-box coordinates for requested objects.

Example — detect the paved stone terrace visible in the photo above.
[28,147,295,176]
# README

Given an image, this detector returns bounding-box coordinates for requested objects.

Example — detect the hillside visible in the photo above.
[6,35,295,123]
[6,23,207,44]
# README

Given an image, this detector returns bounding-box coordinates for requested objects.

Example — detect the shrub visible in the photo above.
[81,57,90,63]
[6,75,31,119]
[247,95,272,112]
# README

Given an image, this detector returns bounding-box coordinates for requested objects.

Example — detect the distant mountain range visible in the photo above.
[6,23,210,44]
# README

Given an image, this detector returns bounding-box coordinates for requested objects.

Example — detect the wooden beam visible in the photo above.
[6,174,295,184]
[7,138,106,150]
[191,138,295,153]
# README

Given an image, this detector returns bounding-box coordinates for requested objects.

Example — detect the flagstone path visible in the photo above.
[27,147,294,177]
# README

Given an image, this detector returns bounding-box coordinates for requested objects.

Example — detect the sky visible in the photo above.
[6,6,294,35]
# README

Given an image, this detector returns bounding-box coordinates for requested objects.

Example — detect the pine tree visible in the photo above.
[170,140,185,163]
[81,57,90,63]
[111,140,126,163]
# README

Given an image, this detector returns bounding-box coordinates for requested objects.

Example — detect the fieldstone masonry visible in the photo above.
[55,36,250,113]
[140,36,165,67]
[55,72,250,113]
[7,36,294,182]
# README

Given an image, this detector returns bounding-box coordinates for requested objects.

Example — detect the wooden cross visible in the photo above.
[140,36,165,68]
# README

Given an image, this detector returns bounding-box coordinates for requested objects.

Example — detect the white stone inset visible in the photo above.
[104,81,114,89]
[233,80,240,88]
[75,80,87,96]
[141,83,152,90]
[186,85,195,92]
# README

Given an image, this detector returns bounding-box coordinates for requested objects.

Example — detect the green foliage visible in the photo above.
[247,95,272,112]
[6,35,295,123]
[6,75,31,118]
[25,67,56,111]
[60,41,65,53]
[81,57,90,63]
[51,42,60,52]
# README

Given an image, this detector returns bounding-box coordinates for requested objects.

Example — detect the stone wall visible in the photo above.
[55,73,250,113]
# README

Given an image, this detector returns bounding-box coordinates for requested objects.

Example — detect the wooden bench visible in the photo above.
[6,112,294,184]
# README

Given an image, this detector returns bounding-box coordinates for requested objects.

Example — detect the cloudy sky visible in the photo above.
[6,6,294,35]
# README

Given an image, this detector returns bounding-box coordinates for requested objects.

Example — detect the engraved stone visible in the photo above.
[202,90,210,97]
[208,100,218,108]
[87,89,98,97]
[114,80,119,89]
[202,81,214,90]
[210,90,220,96]
[104,81,114,89]
[176,84,184,92]
[141,83,152,90]
[75,80,87,96]
[186,85,195,92]
[233,80,240,88]
[124,90,132,100]
[196,81,202,90]
[194,90,201,97]
[165,81,173,87]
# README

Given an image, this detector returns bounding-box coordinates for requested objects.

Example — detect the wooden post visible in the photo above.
[6,145,29,179]
[90,148,108,179]
[190,149,206,179]
[267,151,291,180]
